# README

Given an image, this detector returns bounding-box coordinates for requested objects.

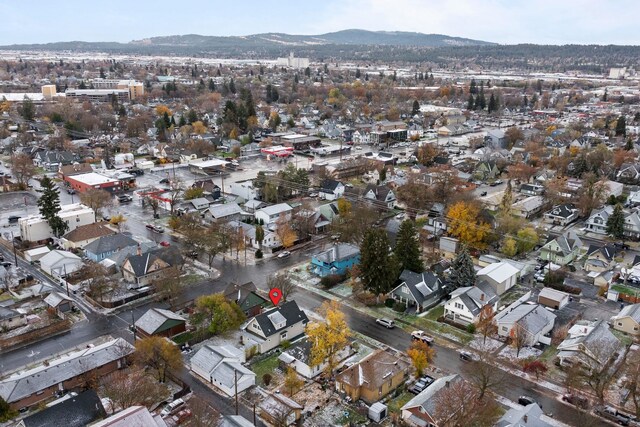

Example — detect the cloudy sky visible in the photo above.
[1,0,637,45]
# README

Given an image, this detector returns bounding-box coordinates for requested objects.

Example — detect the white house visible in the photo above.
[495,303,556,346]
[228,179,260,201]
[278,338,351,378]
[585,206,640,238]
[190,345,255,397]
[477,261,520,295]
[511,196,545,219]
[39,250,84,277]
[543,204,580,226]
[19,203,95,242]
[254,203,293,230]
[444,281,499,325]
[241,301,309,354]
[318,179,345,201]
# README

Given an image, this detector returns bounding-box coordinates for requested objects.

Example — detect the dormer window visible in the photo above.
[268,312,287,330]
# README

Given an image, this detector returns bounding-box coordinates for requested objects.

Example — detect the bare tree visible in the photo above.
[433,377,502,427]
[167,179,183,216]
[145,196,160,218]
[188,396,221,427]
[573,339,628,404]
[467,352,505,399]
[10,153,36,190]
[624,351,640,417]
[267,272,297,301]
[151,266,183,310]
[510,322,529,357]
[475,305,497,345]
[100,369,169,414]
[79,188,113,221]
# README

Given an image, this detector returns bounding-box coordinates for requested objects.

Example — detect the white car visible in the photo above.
[376,318,395,328]
[160,398,185,416]
[277,251,291,258]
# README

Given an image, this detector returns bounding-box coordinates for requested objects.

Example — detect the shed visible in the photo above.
[368,402,388,422]
[538,288,570,310]
[24,246,51,262]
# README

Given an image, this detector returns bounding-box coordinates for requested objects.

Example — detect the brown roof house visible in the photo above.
[60,222,115,250]
[335,349,409,404]
[134,308,186,338]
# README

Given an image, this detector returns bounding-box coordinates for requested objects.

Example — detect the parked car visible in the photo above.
[161,398,185,416]
[146,224,165,233]
[277,250,291,258]
[375,318,395,329]
[1,262,12,268]
[518,396,537,406]
[66,188,76,195]
[8,215,21,223]
[561,393,589,409]
[595,406,631,426]
[459,351,474,361]
[159,178,170,184]
[411,330,434,346]
[118,194,133,203]
[102,215,111,222]
[480,191,487,196]
[409,376,435,394]
[159,241,170,247]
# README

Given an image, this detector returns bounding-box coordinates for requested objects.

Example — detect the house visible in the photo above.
[19,203,95,243]
[495,303,556,346]
[122,252,170,286]
[610,303,640,336]
[134,308,186,338]
[242,199,266,214]
[0,306,27,331]
[19,390,106,427]
[477,261,520,295]
[192,178,222,199]
[585,205,640,238]
[319,179,345,201]
[206,202,247,223]
[223,282,269,317]
[278,338,351,378]
[584,244,618,273]
[557,320,621,367]
[335,349,409,404]
[444,281,498,325]
[401,374,464,427]
[511,196,545,219]
[58,163,94,180]
[39,250,83,277]
[538,287,571,310]
[519,183,545,196]
[473,161,499,180]
[363,185,396,208]
[258,393,304,427]
[241,300,309,354]
[83,233,138,262]
[498,403,554,427]
[486,129,506,148]
[388,269,443,313]
[227,220,281,250]
[44,291,74,317]
[90,405,167,427]
[543,204,580,226]
[316,201,340,222]
[228,179,260,201]
[60,222,115,250]
[187,197,213,212]
[539,231,583,266]
[617,163,640,183]
[310,243,360,277]
[0,338,134,410]
[254,203,293,229]
[33,150,75,171]
[190,345,255,397]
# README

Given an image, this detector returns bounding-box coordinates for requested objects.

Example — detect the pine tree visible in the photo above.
[359,229,399,296]
[412,100,420,116]
[606,203,626,240]
[488,93,497,113]
[616,116,627,137]
[395,220,424,273]
[467,94,474,111]
[37,176,68,237]
[470,79,477,94]
[21,97,35,121]
[479,87,487,110]
[523,95,528,108]
[449,246,476,289]
[355,68,361,79]
[178,115,186,127]
[229,78,236,94]
[208,78,216,91]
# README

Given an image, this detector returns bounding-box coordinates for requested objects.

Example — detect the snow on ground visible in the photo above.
[469,336,504,353]
[498,345,543,360]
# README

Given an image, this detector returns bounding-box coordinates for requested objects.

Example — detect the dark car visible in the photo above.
[518,396,537,406]
[146,224,165,233]
[159,178,170,184]
[1,262,12,268]
[459,351,474,361]
[8,215,21,223]
[480,191,487,196]
[562,393,589,409]
[118,194,133,203]
[66,188,76,195]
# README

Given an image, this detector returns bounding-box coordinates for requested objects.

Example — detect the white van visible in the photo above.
[161,398,185,416]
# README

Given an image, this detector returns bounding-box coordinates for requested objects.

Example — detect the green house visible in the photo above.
[539,231,583,266]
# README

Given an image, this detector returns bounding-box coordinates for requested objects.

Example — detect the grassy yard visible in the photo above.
[538,345,557,362]
[251,354,280,385]
[387,391,413,415]
[611,284,640,297]
[336,408,367,425]
[612,329,634,346]
[424,305,443,321]
[404,317,474,345]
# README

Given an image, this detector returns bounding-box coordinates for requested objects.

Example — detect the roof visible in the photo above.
[496,403,552,427]
[208,202,243,219]
[0,338,134,404]
[90,405,167,427]
[22,390,105,427]
[401,374,461,417]
[313,243,360,264]
[392,269,442,305]
[223,282,268,312]
[190,345,254,388]
[587,244,617,261]
[337,349,409,391]
[257,203,293,217]
[546,203,578,219]
[320,179,343,192]
[39,249,82,266]
[135,308,185,335]
[249,300,308,338]
[0,306,20,321]
[558,320,621,364]
[44,291,73,308]
[63,222,115,243]
[496,304,556,337]
[612,303,640,324]
[280,338,314,365]
[219,415,254,427]
[67,172,120,186]
[84,233,138,256]
[449,281,498,316]
[477,261,520,283]
[124,253,168,277]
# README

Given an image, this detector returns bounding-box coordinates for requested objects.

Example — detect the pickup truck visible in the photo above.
[595,406,631,426]
[411,330,434,346]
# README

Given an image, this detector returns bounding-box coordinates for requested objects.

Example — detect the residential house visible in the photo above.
[83,233,138,262]
[223,282,269,317]
[310,244,360,277]
[0,307,27,331]
[44,292,74,318]
[401,374,464,427]
[242,199,266,214]
[538,288,571,310]
[319,179,345,201]
[519,183,545,196]
[616,163,640,184]
[33,150,75,171]
[278,338,351,378]
[473,161,499,181]
[585,205,640,238]
[228,179,259,201]
[539,231,583,266]
[486,129,506,148]
[206,202,247,223]
[543,204,580,226]
[190,345,255,397]
[388,269,443,313]
[316,202,340,223]
[258,393,304,427]
[610,303,640,336]
[0,338,134,410]
[122,252,171,286]
[557,320,621,367]
[495,303,556,346]
[39,250,83,277]
[241,301,309,354]
[254,203,293,230]
[363,184,396,209]
[134,308,186,338]
[584,244,618,273]
[512,196,545,219]
[444,281,499,325]
[19,390,106,427]
[60,222,115,250]
[227,220,280,250]
[477,261,520,295]
[335,349,410,404]
[498,403,554,427]
[192,178,222,199]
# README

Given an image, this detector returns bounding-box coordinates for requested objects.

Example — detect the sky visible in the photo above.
[1,0,638,45]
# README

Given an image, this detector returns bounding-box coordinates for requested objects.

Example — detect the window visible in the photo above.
[454,302,464,310]
[280,332,288,340]
[402,285,409,294]
[76,217,80,222]
[618,322,623,327]
[253,323,261,330]
[502,326,508,332]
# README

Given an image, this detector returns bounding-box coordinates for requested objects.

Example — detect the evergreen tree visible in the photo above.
[100,67,105,78]
[499,180,513,215]
[449,246,476,289]
[470,79,477,94]
[536,79,542,94]
[178,115,186,127]
[229,78,236,94]
[359,229,399,296]
[626,138,634,151]
[304,67,311,77]
[606,203,626,241]
[37,176,68,237]
[603,88,608,102]
[187,110,198,124]
[616,116,627,137]
[21,96,35,121]
[79,80,87,89]
[163,112,171,128]
[118,105,126,117]
[412,100,420,116]
[467,94,474,110]
[488,93,497,113]
[479,87,487,110]
[530,93,538,107]
[523,95,528,108]
[394,220,424,273]
[355,68,361,79]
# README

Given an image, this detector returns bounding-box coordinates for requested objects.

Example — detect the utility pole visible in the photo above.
[131,310,136,341]
[234,369,239,415]
[10,231,18,266]
[63,264,69,296]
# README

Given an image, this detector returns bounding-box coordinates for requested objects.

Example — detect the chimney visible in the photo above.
[523,415,528,423]
[136,244,142,256]
[445,380,450,388]
[480,293,485,301]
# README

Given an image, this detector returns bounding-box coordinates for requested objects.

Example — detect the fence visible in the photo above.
[0,318,71,352]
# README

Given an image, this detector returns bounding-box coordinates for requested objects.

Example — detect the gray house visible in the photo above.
[388,270,443,313]
[84,233,139,262]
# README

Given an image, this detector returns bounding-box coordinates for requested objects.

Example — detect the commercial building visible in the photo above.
[19,203,95,242]
[91,79,145,100]
[64,172,122,193]
[276,52,310,68]
[65,89,130,103]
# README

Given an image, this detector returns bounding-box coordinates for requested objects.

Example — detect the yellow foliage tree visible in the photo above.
[336,197,352,216]
[306,300,350,376]
[229,127,239,140]
[110,214,127,232]
[275,214,297,248]
[155,105,172,117]
[447,201,490,249]
[134,336,183,383]
[283,366,304,396]
[192,121,207,135]
[501,236,518,257]
[407,340,436,377]
[0,99,10,113]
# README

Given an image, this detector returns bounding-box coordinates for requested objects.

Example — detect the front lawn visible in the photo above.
[251,354,280,385]
[424,305,443,321]
[387,391,413,415]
